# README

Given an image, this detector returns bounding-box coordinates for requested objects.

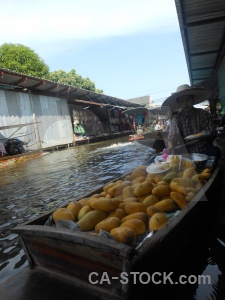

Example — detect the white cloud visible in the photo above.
[1,0,178,43]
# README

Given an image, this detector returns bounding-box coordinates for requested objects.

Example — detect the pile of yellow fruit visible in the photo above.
[52,158,211,247]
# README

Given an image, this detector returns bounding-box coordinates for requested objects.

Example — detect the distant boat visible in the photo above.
[0,150,48,168]
[129,134,144,141]
[0,122,47,167]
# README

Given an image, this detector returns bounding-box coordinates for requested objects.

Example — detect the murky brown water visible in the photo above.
[0,136,224,299]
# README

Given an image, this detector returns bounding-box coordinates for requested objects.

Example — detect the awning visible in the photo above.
[0,68,143,110]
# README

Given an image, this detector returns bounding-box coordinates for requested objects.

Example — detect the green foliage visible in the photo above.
[48,69,103,93]
[0,43,103,93]
[0,43,49,78]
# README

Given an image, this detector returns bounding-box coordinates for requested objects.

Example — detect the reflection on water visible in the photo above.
[0,137,224,300]
[0,138,154,284]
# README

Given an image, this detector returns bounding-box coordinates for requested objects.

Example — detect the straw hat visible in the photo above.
[162,84,212,111]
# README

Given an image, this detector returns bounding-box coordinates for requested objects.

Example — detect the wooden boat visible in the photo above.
[4,154,221,300]
[0,122,48,167]
[0,149,48,167]
[129,134,144,141]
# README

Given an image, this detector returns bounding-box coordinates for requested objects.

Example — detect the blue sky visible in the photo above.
[1,0,190,105]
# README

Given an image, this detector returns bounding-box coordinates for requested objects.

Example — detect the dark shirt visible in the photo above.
[168,107,214,153]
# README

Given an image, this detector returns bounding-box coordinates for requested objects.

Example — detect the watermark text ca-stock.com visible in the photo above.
[89,272,211,285]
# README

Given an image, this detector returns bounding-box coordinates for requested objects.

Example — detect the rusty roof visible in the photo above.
[0,67,143,109]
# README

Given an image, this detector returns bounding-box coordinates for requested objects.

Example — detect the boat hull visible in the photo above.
[13,157,221,299]
[129,136,144,141]
[0,150,46,167]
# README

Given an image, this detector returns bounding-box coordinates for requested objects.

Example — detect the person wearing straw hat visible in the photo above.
[162,84,220,156]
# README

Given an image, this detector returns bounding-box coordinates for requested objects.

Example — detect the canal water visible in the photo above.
[0,136,224,299]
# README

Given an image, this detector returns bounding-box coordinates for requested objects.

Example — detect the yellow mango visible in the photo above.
[77,205,92,221]
[154,199,177,212]
[124,202,148,214]
[145,176,154,183]
[110,227,136,246]
[67,201,82,219]
[124,175,132,181]
[152,185,171,197]
[53,208,75,223]
[170,181,187,196]
[115,180,123,184]
[132,176,146,184]
[105,194,112,199]
[156,180,169,186]
[201,171,211,179]
[121,219,146,235]
[90,198,122,212]
[170,163,179,172]
[149,212,168,231]
[202,168,211,173]
[185,187,197,193]
[123,197,139,202]
[172,178,194,187]
[108,181,132,197]
[185,161,196,168]
[152,174,164,184]
[100,191,107,197]
[134,181,154,197]
[142,195,159,206]
[138,194,150,202]
[131,166,147,179]
[95,217,121,233]
[170,192,188,209]
[77,210,107,231]
[182,167,196,178]
[119,202,130,209]
[121,212,148,224]
[163,171,177,183]
[123,186,135,199]
[90,193,102,198]
[177,171,183,178]
[103,182,117,193]
[78,198,90,207]
[146,173,154,180]
[108,208,127,219]
[191,174,206,184]
[146,206,162,217]
[114,195,124,201]
[87,197,100,207]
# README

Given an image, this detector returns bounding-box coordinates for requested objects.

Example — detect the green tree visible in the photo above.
[0,43,49,78]
[48,69,103,93]
[0,43,103,93]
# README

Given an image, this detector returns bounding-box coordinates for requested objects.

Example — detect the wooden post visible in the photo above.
[106,107,112,138]
[28,90,43,154]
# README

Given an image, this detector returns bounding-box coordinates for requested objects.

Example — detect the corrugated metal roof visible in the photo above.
[0,67,143,109]
[175,0,225,88]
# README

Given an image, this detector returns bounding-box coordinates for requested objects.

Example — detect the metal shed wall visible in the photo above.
[0,90,38,150]
[0,90,74,150]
